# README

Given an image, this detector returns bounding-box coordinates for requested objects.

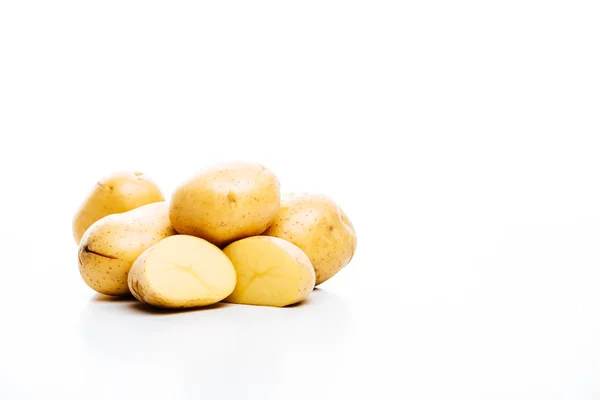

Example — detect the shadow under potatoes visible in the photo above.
[90,293,136,302]
[126,301,231,315]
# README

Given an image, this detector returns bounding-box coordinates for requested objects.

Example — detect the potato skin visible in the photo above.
[72,171,164,243]
[127,248,152,304]
[169,162,280,246]
[78,202,175,296]
[263,193,357,285]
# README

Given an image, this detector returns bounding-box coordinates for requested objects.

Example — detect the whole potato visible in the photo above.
[169,162,280,246]
[78,202,176,296]
[72,171,164,243]
[263,193,357,285]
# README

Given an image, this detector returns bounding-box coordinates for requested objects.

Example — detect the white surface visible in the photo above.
[1,1,600,399]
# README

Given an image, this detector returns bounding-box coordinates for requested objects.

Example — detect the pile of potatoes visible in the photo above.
[73,163,357,309]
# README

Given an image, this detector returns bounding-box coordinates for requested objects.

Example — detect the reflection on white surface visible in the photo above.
[4,223,600,399]
[77,289,352,399]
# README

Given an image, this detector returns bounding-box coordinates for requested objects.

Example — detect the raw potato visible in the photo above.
[223,236,315,307]
[128,235,237,308]
[78,202,176,296]
[263,193,357,285]
[169,162,280,246]
[72,171,164,243]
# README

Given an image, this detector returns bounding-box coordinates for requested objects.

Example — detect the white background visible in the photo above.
[1,1,600,399]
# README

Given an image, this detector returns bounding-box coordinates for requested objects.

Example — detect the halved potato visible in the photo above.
[128,235,236,308]
[223,236,315,307]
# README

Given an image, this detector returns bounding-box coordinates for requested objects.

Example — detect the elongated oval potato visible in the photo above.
[223,236,315,307]
[78,202,176,296]
[128,235,237,308]
[169,162,280,246]
[73,171,164,243]
[263,193,357,285]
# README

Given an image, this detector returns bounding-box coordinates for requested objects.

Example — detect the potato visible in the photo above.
[223,236,315,307]
[169,162,280,246]
[72,171,164,243]
[263,193,357,285]
[78,202,176,296]
[128,235,237,308]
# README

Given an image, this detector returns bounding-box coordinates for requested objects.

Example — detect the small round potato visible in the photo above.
[72,171,164,243]
[169,162,280,246]
[78,202,176,296]
[223,236,315,307]
[263,193,357,285]
[128,235,237,309]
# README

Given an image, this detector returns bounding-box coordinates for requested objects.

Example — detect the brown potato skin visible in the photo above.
[78,202,175,296]
[72,171,164,243]
[169,162,280,246]
[263,193,357,285]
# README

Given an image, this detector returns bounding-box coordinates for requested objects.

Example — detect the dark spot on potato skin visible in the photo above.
[96,182,113,191]
[227,191,237,207]
[83,245,118,260]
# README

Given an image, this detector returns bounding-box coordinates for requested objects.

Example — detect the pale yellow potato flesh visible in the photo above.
[78,202,176,296]
[169,162,280,246]
[223,236,315,307]
[263,193,357,285]
[128,235,236,308]
[73,171,164,243]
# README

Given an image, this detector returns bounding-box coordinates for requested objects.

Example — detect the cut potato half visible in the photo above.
[223,236,315,307]
[128,235,236,308]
